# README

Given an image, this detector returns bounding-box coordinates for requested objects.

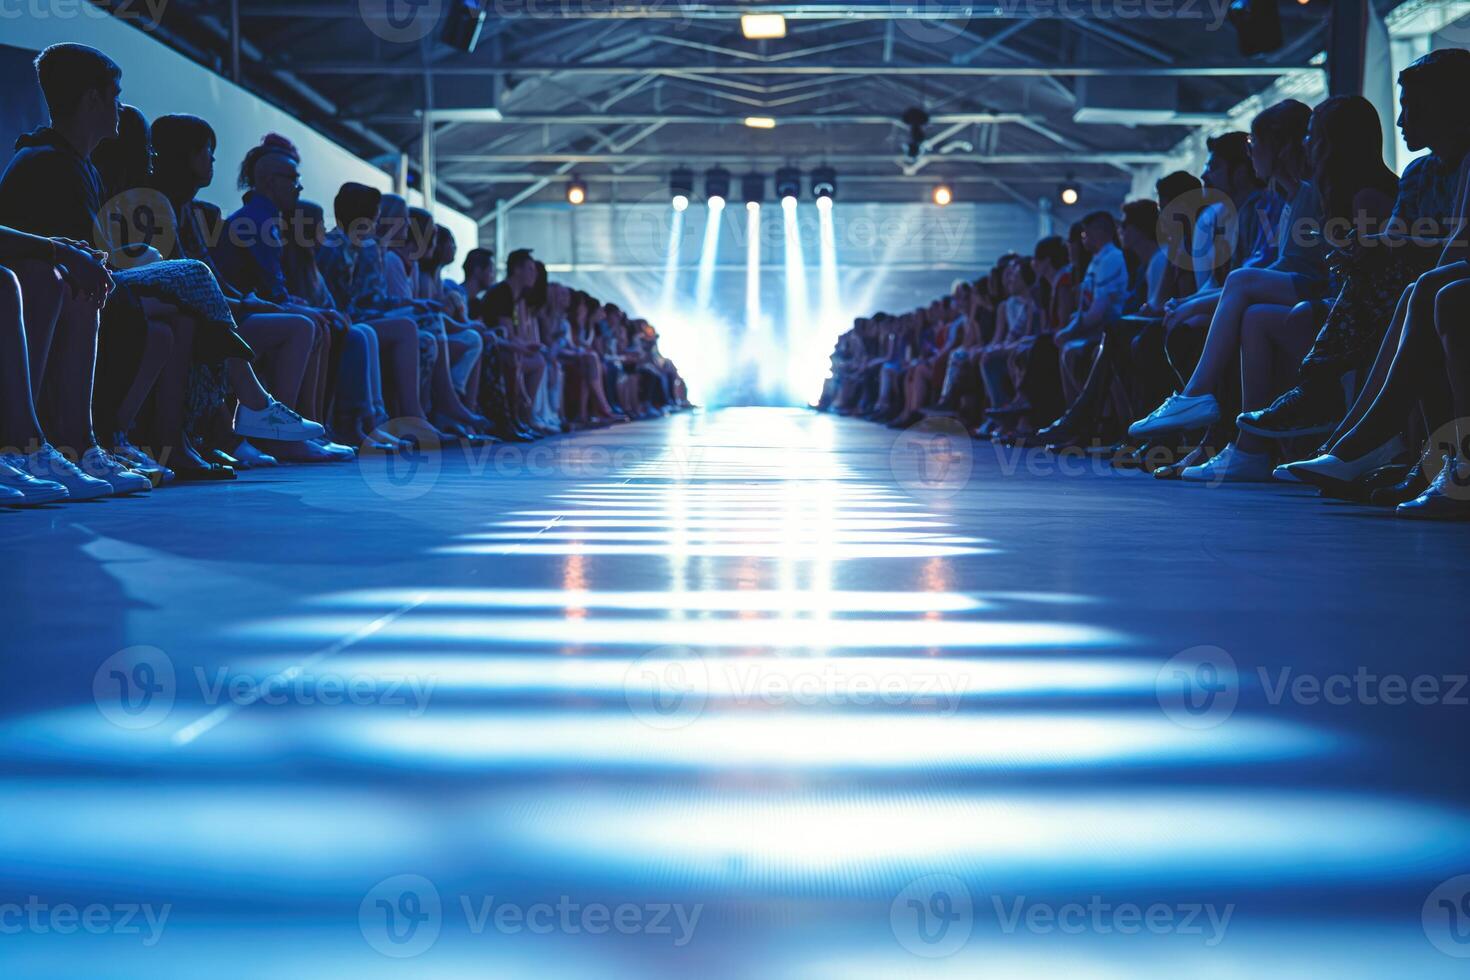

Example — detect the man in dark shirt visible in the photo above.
[477,248,538,332]
[0,43,151,498]
[461,247,494,322]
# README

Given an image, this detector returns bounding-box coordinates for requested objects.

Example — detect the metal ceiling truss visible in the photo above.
[129,0,1347,220]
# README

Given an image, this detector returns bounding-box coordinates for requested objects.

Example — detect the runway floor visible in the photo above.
[3,407,1469,977]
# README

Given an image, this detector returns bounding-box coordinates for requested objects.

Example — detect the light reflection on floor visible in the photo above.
[4,407,1469,977]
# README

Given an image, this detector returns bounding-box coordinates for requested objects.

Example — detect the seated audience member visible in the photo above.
[1281,140,1470,515]
[976,257,1044,438]
[1247,49,1470,439]
[461,247,494,317]
[1052,212,1129,408]
[281,199,402,451]
[0,43,152,497]
[0,225,110,503]
[1128,99,1335,481]
[94,105,301,479]
[479,248,552,437]
[1139,96,1404,483]
[458,246,535,438]
[401,204,489,438]
[149,117,333,473]
[1154,135,1283,401]
[315,182,446,442]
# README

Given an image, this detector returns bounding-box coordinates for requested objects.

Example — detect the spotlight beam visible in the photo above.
[695,199,723,311]
[782,198,810,404]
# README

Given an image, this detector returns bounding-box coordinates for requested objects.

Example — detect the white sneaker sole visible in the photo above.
[59,480,113,501]
[1128,404,1220,439]
[234,422,324,441]
[4,485,71,505]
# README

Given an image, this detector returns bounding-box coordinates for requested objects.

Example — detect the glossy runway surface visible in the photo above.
[3,407,1469,977]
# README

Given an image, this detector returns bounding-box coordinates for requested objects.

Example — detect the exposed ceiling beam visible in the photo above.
[443,152,1170,165]
[243,2,1234,21]
[449,172,1111,184]
[400,111,1034,126]
[295,62,1321,78]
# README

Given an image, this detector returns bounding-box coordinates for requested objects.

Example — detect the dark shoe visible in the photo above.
[1236,383,1341,439]
[1312,463,1413,504]
[203,448,240,468]
[1109,443,1147,469]
[1153,445,1207,480]
[1369,445,1439,507]
[173,461,236,481]
[1397,456,1470,520]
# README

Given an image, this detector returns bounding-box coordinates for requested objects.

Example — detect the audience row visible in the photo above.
[0,42,689,504]
[819,48,1470,521]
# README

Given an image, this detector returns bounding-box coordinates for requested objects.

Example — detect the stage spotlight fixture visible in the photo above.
[1059,179,1080,206]
[705,166,731,209]
[744,117,777,129]
[566,177,587,206]
[741,13,787,39]
[1227,0,1282,56]
[441,0,489,53]
[932,184,953,207]
[902,107,930,163]
[671,167,694,210]
[811,165,836,203]
[775,166,802,207]
[742,172,765,208]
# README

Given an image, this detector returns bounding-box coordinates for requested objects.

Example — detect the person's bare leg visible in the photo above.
[1320,289,1409,449]
[1183,268,1300,397]
[367,317,425,419]
[431,334,476,424]
[1437,278,1470,427]
[1236,304,1293,456]
[112,316,173,440]
[238,312,313,409]
[1330,269,1460,460]
[585,354,615,416]
[150,312,196,467]
[302,319,329,421]
[519,355,545,425]
[41,284,103,456]
[9,260,63,401]
[0,266,46,451]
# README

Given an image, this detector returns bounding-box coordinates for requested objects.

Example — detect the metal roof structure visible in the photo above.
[115,1,1412,224]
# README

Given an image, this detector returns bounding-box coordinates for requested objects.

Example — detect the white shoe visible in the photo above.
[310,438,357,460]
[80,446,152,495]
[1272,463,1302,483]
[8,445,112,500]
[233,400,326,441]
[231,440,279,468]
[0,458,69,505]
[1283,435,1406,485]
[1181,443,1274,483]
[1128,392,1220,439]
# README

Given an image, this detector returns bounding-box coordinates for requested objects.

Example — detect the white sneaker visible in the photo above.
[0,458,69,505]
[12,445,112,500]
[80,446,153,495]
[1272,463,1302,483]
[1128,392,1220,439]
[1283,435,1406,485]
[233,400,327,441]
[1181,443,1274,483]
